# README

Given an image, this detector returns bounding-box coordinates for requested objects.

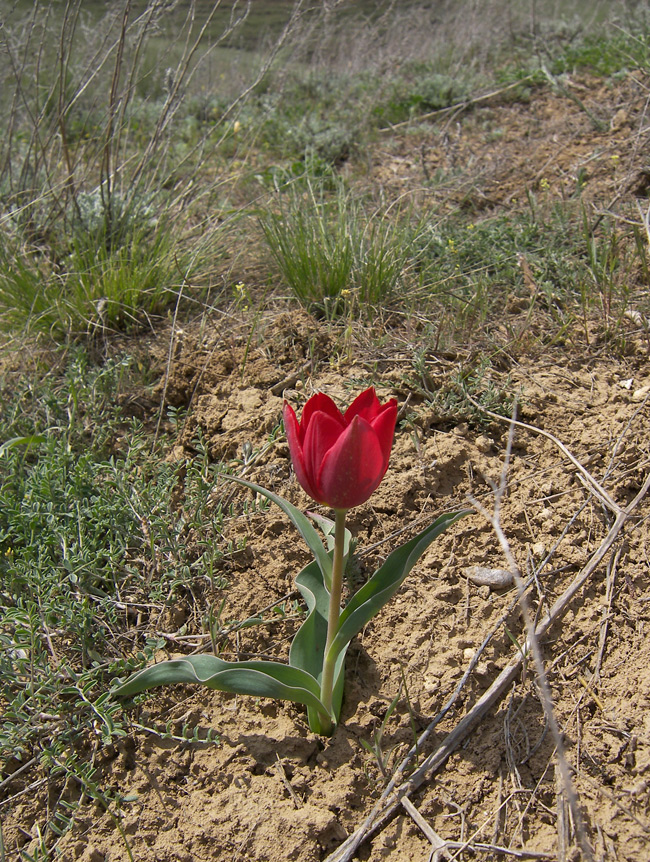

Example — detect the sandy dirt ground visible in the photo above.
[4,71,650,861]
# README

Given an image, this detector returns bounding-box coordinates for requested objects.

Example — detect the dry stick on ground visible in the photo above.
[468,413,593,860]
[556,763,570,862]
[326,540,585,858]
[401,793,556,861]
[275,754,303,809]
[461,390,622,517]
[325,466,650,862]
[592,544,623,683]
[400,796,452,861]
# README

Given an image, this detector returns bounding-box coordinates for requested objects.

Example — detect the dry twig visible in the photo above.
[275,754,303,809]
[460,390,622,516]
[325,464,650,862]
[401,794,554,861]
[468,412,593,860]
[400,797,452,860]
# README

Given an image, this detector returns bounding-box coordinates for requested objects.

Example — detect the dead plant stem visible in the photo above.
[468,412,594,861]
[325,468,650,862]
[461,389,622,515]
[153,279,185,449]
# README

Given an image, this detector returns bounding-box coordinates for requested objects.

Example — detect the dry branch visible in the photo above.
[400,796,451,860]
[469,413,592,860]
[325,471,650,862]
[460,392,623,516]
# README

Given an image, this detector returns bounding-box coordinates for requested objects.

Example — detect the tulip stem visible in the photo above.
[320,507,347,725]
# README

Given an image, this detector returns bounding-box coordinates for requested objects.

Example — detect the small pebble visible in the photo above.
[475,434,495,453]
[463,566,514,589]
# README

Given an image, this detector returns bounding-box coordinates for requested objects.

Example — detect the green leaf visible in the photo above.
[307,510,352,561]
[222,474,333,588]
[290,560,329,682]
[114,654,329,719]
[328,511,470,663]
[289,558,348,729]
[0,435,45,457]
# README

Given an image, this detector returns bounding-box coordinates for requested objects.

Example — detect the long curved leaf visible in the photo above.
[114,654,329,718]
[0,435,45,457]
[222,474,332,588]
[290,558,349,728]
[290,560,329,682]
[327,511,470,663]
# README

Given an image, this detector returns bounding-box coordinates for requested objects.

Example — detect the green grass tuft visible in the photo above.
[259,181,419,319]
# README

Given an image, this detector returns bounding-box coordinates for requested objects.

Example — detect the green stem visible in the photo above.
[319,507,347,724]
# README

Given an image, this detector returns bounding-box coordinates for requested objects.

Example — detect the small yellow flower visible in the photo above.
[540,177,550,190]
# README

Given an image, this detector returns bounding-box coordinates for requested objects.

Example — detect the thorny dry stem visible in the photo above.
[468,410,593,860]
[325,416,650,862]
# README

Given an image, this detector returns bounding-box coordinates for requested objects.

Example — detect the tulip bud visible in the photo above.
[283,387,397,510]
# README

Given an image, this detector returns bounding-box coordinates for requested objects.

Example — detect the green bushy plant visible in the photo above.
[0,353,238,852]
[259,180,418,318]
[373,72,467,127]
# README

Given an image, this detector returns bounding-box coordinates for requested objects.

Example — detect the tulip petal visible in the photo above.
[370,399,398,472]
[344,387,382,424]
[317,416,387,510]
[303,409,346,498]
[300,392,344,442]
[283,402,320,501]
[285,388,398,510]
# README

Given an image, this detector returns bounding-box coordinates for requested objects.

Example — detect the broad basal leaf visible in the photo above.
[114,654,328,719]
[290,558,348,728]
[327,511,470,663]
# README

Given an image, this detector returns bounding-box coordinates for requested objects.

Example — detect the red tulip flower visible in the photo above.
[118,384,465,737]
[283,387,398,511]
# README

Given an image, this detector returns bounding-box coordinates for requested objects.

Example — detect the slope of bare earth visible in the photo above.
[5,71,650,861]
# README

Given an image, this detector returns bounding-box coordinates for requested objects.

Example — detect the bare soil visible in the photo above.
[5,73,650,861]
